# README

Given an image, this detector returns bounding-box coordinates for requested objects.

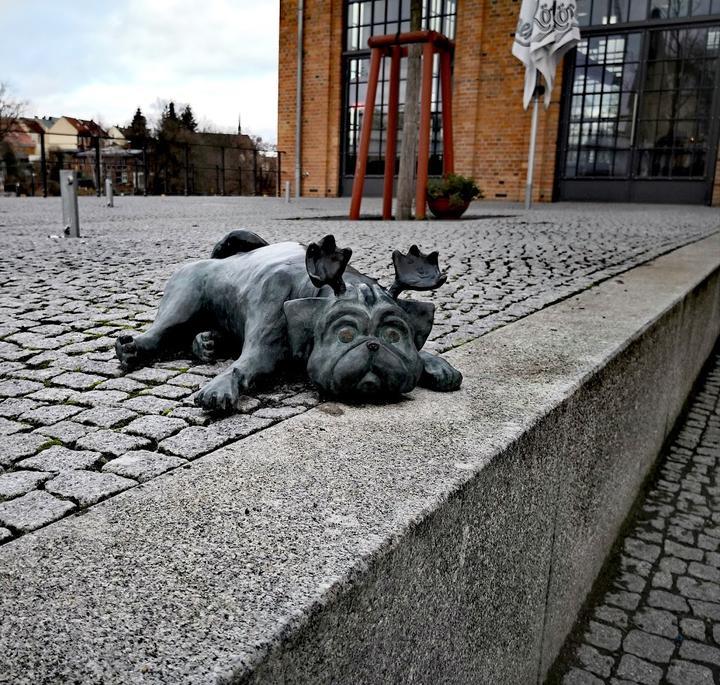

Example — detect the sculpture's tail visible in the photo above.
[211,230,269,259]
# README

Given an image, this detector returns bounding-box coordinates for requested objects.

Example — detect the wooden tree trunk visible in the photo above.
[395,0,422,220]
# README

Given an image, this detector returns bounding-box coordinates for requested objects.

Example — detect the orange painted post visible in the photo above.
[440,49,454,175]
[350,31,454,221]
[415,41,435,220]
[382,46,401,220]
[349,47,382,220]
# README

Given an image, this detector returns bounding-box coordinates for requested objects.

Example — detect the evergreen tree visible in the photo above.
[165,102,178,123]
[180,105,197,132]
[127,107,149,146]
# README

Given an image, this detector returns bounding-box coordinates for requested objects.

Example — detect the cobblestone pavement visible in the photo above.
[556,350,720,685]
[0,196,717,544]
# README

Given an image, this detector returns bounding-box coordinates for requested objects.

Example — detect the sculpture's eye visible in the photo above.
[338,327,356,344]
[379,326,402,344]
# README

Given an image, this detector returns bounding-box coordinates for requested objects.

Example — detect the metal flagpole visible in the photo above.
[524,80,544,210]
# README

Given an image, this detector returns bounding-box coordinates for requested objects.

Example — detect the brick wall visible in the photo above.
[278,0,343,197]
[453,0,561,202]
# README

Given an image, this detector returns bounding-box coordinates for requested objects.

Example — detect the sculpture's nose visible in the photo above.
[366,340,380,352]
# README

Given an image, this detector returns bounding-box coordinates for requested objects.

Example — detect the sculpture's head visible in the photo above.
[284,283,433,398]
[283,236,446,400]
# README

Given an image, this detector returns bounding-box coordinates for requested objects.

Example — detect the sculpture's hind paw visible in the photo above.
[115,335,140,371]
[192,331,225,363]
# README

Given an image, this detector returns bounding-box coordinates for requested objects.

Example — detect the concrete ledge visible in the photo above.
[1,234,719,684]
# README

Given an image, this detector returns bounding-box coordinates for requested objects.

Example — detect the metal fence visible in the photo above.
[1,130,284,198]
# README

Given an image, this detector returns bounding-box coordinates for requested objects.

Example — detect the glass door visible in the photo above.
[558,25,720,203]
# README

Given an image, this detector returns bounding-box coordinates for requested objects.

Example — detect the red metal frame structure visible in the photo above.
[349,30,455,221]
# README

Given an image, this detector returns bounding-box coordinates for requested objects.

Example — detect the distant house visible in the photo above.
[106,125,128,148]
[42,116,108,151]
[2,118,44,158]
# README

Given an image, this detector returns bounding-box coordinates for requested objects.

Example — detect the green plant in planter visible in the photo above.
[426,173,482,209]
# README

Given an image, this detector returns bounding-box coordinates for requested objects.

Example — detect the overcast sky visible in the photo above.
[0,0,280,142]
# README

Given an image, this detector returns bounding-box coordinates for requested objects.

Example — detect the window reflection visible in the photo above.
[563,26,719,180]
[577,0,719,25]
[343,0,456,175]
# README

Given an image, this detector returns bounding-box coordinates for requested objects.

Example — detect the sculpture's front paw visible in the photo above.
[115,335,140,371]
[195,372,242,413]
[419,352,462,392]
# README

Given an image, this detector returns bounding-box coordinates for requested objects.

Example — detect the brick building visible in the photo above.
[278,0,720,206]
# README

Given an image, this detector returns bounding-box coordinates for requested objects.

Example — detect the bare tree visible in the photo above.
[0,83,26,141]
[395,0,422,220]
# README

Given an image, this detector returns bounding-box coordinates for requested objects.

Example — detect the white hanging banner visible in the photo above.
[512,0,581,109]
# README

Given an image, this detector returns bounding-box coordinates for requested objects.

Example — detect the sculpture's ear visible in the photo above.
[283,298,326,360]
[397,300,435,350]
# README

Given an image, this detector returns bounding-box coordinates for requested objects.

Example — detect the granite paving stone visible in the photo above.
[623,629,675,663]
[74,390,131,406]
[74,406,138,428]
[0,197,717,547]
[586,621,623,652]
[616,654,663,684]
[0,490,75,533]
[563,668,605,685]
[44,471,136,507]
[666,659,714,685]
[631,608,678,639]
[122,415,188,441]
[0,417,29,435]
[0,471,53,500]
[253,406,307,420]
[17,446,103,472]
[169,406,212,425]
[210,414,273,440]
[0,432,51,467]
[122,395,179,414]
[159,426,228,459]
[19,404,84,425]
[557,352,720,683]
[76,430,151,455]
[102,450,187,482]
[95,377,146,392]
[27,387,84,403]
[0,398,38,419]
[139,383,191,400]
[127,367,179,383]
[33,420,98,443]
[51,372,106,390]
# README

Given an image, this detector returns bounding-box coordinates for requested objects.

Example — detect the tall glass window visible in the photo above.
[563,26,719,180]
[343,0,457,177]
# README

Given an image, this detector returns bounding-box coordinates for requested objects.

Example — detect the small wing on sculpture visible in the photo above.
[305,235,352,295]
[388,245,447,299]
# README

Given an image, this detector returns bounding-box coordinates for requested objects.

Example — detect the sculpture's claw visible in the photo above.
[195,372,241,414]
[305,235,352,295]
[115,335,140,371]
[389,245,447,299]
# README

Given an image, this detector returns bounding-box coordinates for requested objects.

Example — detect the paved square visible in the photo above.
[0,196,717,543]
